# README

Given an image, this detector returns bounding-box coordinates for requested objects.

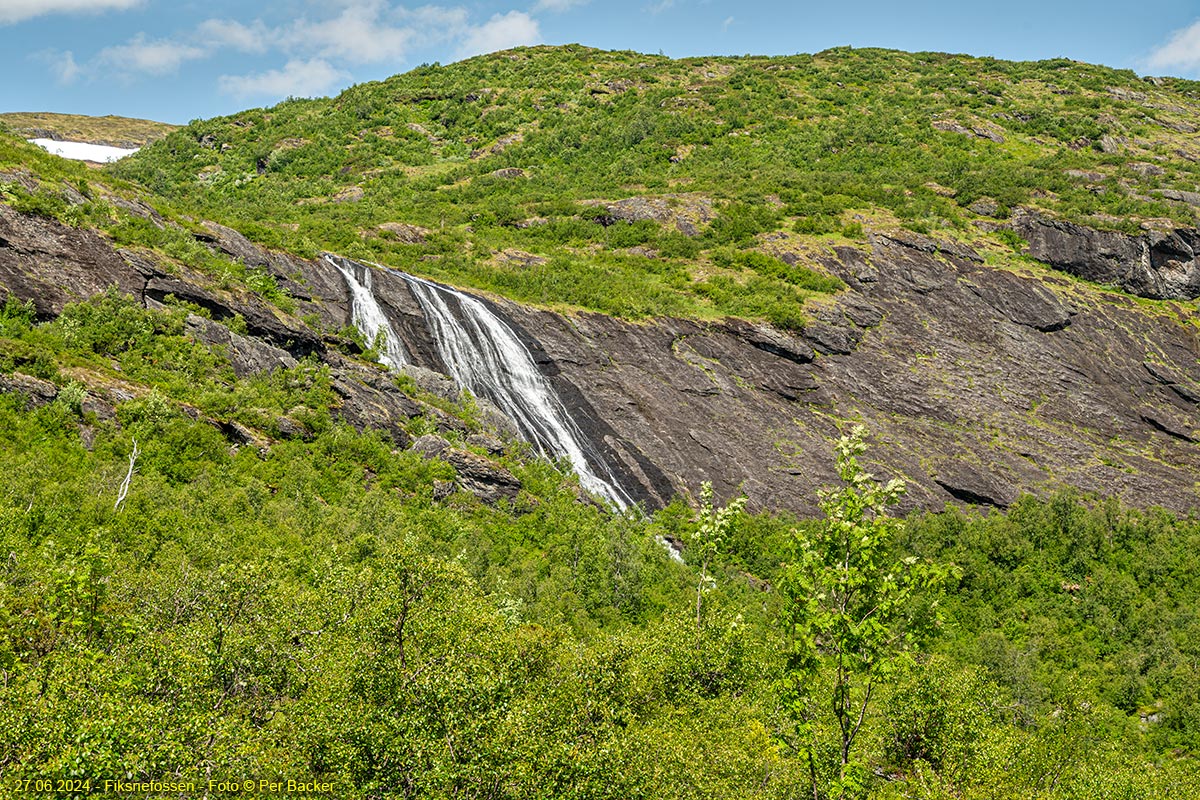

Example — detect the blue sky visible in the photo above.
[3,0,1200,125]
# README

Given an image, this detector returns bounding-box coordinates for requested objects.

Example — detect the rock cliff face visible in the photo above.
[1012,209,1200,301]
[503,236,1199,514]
[2,204,1197,515]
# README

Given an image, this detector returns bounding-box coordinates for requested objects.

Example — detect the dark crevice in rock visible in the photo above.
[935,478,1011,508]
[1144,362,1200,404]
[1141,413,1197,443]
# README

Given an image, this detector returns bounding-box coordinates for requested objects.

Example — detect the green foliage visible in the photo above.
[780,427,957,799]
[690,481,747,627]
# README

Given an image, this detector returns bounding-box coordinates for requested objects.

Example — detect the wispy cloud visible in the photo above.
[33,49,83,84]
[97,33,209,76]
[218,59,351,100]
[197,18,271,54]
[456,10,541,59]
[0,0,142,25]
[533,0,588,11]
[279,1,414,65]
[43,1,544,103]
[1146,19,1200,73]
[722,15,733,31]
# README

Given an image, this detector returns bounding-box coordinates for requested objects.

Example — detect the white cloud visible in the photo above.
[1146,19,1200,73]
[218,58,350,100]
[0,0,142,25]
[721,15,733,31]
[96,33,209,75]
[197,18,271,54]
[456,11,540,59]
[281,1,417,65]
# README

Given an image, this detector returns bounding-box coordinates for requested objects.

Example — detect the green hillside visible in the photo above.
[1,45,1199,798]
[114,45,1200,321]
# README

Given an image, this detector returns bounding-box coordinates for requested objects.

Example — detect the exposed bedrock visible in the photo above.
[2,206,1198,515]
[1012,209,1200,300]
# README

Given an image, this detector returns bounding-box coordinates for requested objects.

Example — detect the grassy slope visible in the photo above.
[110,45,1200,324]
[0,112,178,148]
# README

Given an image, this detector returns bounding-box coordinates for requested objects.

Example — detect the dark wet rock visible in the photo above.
[191,224,348,330]
[502,240,1200,515]
[444,449,522,503]
[145,276,321,356]
[1143,361,1200,404]
[329,367,421,448]
[721,318,814,364]
[3,204,1200,517]
[195,222,268,266]
[841,297,884,328]
[961,271,1074,332]
[873,230,983,263]
[804,321,857,355]
[0,205,157,317]
[1139,408,1198,443]
[410,434,521,503]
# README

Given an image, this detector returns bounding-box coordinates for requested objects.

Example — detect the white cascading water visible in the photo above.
[325,255,411,369]
[328,255,633,509]
[400,273,633,509]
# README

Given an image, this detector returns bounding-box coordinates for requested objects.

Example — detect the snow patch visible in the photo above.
[28,138,139,163]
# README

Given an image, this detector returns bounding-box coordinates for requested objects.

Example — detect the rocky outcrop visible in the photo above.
[410,434,522,504]
[0,205,156,317]
[498,232,1200,515]
[1012,209,1200,300]
[583,195,715,236]
[2,204,1198,516]
[0,372,58,408]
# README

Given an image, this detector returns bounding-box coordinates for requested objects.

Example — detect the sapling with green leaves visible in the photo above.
[692,481,747,628]
[780,426,958,800]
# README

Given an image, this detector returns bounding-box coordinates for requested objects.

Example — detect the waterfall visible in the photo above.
[326,255,410,369]
[400,273,633,509]
[328,255,633,509]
